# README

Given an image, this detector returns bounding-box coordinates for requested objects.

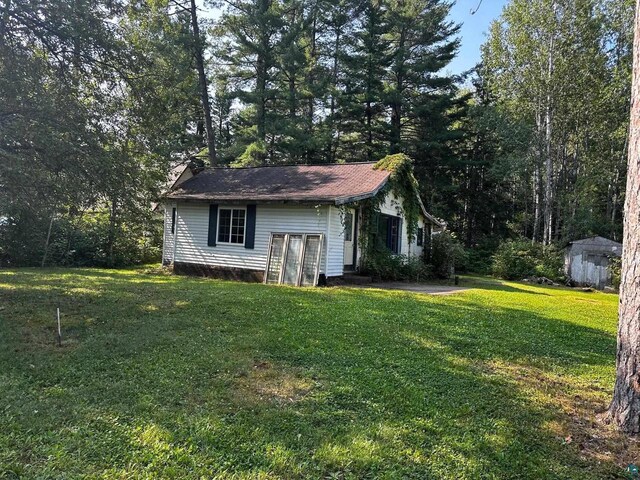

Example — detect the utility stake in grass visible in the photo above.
[56,307,61,347]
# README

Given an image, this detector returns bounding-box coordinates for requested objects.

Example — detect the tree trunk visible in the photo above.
[542,33,555,246]
[107,198,118,268]
[328,27,341,163]
[366,98,372,161]
[0,0,10,50]
[41,212,55,268]
[609,0,640,434]
[189,0,216,165]
[306,5,318,157]
[533,109,543,243]
[390,27,406,153]
[255,0,270,144]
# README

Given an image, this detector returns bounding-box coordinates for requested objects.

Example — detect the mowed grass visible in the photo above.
[0,267,635,479]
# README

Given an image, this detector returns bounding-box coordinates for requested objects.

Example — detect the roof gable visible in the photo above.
[568,236,622,247]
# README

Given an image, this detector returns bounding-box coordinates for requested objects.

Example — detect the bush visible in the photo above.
[534,245,564,281]
[361,250,432,282]
[462,237,501,274]
[430,231,466,279]
[610,256,621,290]
[0,207,162,268]
[491,239,564,281]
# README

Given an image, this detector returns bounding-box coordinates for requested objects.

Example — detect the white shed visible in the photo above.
[162,162,442,286]
[564,236,622,289]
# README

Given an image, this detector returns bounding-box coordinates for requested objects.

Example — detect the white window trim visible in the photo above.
[216,206,247,246]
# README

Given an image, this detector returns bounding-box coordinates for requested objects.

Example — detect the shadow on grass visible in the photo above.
[0,268,622,479]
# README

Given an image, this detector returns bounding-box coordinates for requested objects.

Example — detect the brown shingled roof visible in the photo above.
[166,162,391,205]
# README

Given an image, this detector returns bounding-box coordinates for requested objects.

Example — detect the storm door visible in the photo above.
[265,233,324,287]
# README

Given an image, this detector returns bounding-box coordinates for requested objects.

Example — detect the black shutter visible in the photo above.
[245,204,256,249]
[208,204,218,246]
[171,207,176,234]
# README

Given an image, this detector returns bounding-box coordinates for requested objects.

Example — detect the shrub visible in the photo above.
[491,239,564,281]
[491,240,537,280]
[610,256,621,290]
[361,250,432,282]
[462,237,501,274]
[430,231,466,279]
[534,245,564,281]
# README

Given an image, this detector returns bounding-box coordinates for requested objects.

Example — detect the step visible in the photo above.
[342,273,373,285]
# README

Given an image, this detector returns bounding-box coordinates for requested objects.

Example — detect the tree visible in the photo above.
[337,0,391,161]
[187,0,217,165]
[480,0,632,245]
[609,0,640,435]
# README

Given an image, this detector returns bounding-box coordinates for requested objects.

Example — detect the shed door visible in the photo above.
[583,254,610,289]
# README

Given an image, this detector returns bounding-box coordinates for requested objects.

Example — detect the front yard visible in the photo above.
[0,268,634,478]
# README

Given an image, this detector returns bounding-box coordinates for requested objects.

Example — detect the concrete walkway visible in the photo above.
[354,282,468,295]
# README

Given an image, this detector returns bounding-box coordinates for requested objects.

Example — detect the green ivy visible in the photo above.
[355,154,422,264]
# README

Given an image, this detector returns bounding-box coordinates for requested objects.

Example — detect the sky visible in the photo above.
[445,0,508,75]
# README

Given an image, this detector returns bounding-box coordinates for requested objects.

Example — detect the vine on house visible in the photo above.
[355,153,422,264]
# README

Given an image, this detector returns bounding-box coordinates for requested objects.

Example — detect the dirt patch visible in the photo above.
[233,361,316,405]
[483,360,640,470]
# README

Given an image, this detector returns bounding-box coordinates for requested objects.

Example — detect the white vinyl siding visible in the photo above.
[168,202,344,276]
[162,191,427,277]
[326,206,347,277]
[162,202,176,264]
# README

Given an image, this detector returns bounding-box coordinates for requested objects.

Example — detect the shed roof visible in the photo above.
[567,236,622,248]
[167,162,391,205]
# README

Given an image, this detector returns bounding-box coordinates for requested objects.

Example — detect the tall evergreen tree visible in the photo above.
[337,0,391,161]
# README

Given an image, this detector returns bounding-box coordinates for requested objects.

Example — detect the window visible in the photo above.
[417,227,424,247]
[344,212,353,241]
[217,208,246,244]
[389,216,400,253]
[375,214,401,254]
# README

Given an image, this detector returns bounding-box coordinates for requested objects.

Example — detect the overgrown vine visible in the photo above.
[354,153,422,264]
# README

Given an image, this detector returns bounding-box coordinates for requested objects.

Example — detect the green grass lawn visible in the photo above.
[0,267,634,479]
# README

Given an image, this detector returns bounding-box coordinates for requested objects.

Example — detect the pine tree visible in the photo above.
[337,0,391,161]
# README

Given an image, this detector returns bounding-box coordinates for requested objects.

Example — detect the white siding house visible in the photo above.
[162,162,442,285]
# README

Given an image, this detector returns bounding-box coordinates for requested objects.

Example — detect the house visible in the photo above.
[565,236,622,289]
[162,160,443,286]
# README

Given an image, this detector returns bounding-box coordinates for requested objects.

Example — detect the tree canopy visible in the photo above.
[0,0,634,267]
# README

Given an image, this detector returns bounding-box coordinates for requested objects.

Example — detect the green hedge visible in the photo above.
[491,239,564,281]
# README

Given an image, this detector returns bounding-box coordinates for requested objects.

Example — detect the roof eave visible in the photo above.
[334,179,389,205]
[164,195,336,205]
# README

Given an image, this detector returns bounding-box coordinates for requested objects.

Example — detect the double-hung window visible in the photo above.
[217,208,246,245]
[376,214,401,254]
